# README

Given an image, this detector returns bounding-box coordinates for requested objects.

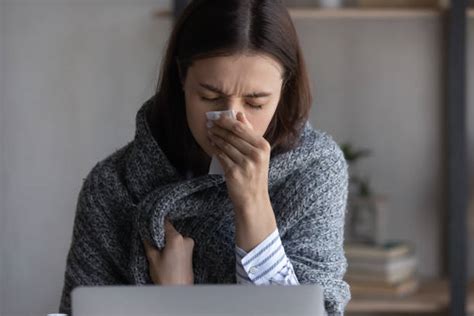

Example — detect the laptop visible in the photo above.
[71,284,325,316]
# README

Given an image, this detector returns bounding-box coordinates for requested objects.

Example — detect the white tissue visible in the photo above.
[205,109,237,121]
[206,110,237,175]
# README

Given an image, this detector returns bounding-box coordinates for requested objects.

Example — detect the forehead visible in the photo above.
[187,54,284,90]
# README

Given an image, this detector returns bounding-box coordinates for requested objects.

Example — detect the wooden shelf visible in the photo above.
[287,8,442,19]
[346,278,474,314]
[152,8,446,20]
[153,7,474,20]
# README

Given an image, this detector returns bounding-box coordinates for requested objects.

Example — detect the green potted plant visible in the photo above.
[341,142,388,246]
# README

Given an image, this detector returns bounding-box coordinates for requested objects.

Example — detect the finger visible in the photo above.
[214,145,237,174]
[208,126,254,157]
[185,237,195,248]
[143,239,161,260]
[209,132,247,166]
[164,219,180,238]
[212,115,261,148]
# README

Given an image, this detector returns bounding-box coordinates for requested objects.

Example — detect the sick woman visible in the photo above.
[59,1,351,315]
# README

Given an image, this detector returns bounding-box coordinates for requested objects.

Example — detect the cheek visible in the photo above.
[249,116,271,136]
[245,106,278,136]
[185,97,211,144]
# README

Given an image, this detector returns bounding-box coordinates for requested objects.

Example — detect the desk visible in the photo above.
[346,278,474,315]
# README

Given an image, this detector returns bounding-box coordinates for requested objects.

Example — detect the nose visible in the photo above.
[221,97,244,115]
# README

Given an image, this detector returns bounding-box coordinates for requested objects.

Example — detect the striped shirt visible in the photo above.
[235,228,331,316]
[235,227,299,285]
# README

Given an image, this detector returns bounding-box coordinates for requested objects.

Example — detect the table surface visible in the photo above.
[346,278,474,313]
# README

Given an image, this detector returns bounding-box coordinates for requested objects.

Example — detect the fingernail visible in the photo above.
[206,121,214,128]
[208,136,215,145]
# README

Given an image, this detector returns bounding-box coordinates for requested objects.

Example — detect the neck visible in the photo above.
[186,144,211,177]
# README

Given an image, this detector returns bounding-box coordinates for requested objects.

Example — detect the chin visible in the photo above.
[196,139,214,158]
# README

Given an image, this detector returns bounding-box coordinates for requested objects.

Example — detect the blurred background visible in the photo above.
[0,0,473,315]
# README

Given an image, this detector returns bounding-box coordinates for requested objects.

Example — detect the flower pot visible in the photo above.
[347,194,388,246]
[317,0,345,8]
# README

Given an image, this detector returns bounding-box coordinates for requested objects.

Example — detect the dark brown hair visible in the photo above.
[148,0,312,177]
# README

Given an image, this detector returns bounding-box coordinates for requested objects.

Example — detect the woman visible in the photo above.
[59,0,351,315]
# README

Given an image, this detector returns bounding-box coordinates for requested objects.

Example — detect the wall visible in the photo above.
[295,15,445,277]
[0,1,6,315]
[295,15,472,279]
[0,0,171,315]
[0,2,473,315]
[468,17,474,282]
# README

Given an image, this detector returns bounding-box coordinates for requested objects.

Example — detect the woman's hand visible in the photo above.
[207,112,277,252]
[143,219,195,285]
[207,112,271,212]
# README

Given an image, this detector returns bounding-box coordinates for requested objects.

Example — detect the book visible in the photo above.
[348,275,419,297]
[357,0,439,8]
[345,266,416,284]
[344,240,413,260]
[347,253,417,274]
[345,272,417,287]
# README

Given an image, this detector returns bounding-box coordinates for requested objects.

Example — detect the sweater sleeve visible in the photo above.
[58,166,128,315]
[279,137,351,316]
[234,227,300,285]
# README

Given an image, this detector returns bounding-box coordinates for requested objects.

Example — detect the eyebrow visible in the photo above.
[199,83,272,98]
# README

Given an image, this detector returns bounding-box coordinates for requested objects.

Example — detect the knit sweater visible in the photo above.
[58,97,351,315]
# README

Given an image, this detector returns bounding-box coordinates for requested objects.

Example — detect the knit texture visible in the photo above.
[59,97,351,315]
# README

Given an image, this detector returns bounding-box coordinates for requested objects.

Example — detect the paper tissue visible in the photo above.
[206,110,237,175]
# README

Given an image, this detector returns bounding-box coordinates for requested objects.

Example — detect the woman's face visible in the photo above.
[182,53,284,158]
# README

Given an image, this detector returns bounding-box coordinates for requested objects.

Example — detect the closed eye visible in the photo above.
[200,96,264,110]
[201,96,220,102]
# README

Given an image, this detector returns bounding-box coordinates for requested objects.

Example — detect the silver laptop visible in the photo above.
[71,284,325,316]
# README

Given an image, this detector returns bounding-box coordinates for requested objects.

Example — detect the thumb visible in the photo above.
[143,238,161,260]
[236,111,253,130]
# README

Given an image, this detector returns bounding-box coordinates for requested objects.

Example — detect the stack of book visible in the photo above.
[343,240,419,298]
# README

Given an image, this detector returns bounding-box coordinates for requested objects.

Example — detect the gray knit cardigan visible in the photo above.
[59,97,351,315]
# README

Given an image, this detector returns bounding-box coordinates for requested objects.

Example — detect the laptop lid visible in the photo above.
[72,284,325,316]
